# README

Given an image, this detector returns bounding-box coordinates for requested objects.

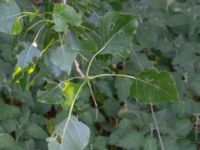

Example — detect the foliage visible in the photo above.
[0,0,200,149]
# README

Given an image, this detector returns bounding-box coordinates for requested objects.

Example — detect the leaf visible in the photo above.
[1,119,18,133]
[103,99,120,117]
[61,81,80,109]
[0,0,21,34]
[37,82,63,104]
[143,136,157,150]
[47,116,90,150]
[114,77,132,101]
[0,71,6,89]
[97,80,113,98]
[0,102,21,121]
[97,12,138,56]
[173,119,193,137]
[19,72,29,92]
[131,69,178,104]
[25,123,48,139]
[117,130,143,150]
[178,140,196,150]
[53,4,82,32]
[11,17,22,35]
[188,75,200,96]
[162,136,180,150]
[50,32,79,74]
[0,133,23,150]
[16,43,41,69]
[93,136,107,150]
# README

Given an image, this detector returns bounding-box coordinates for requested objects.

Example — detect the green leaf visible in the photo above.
[131,69,178,104]
[173,119,193,137]
[0,0,21,34]
[178,140,196,150]
[53,4,82,32]
[19,72,29,92]
[143,136,157,150]
[50,32,79,74]
[1,119,18,133]
[188,75,200,96]
[0,133,23,150]
[61,81,80,109]
[97,12,138,56]
[37,82,63,104]
[0,102,21,121]
[93,136,107,150]
[50,45,78,75]
[103,99,120,117]
[25,123,48,139]
[117,130,143,150]
[162,136,180,150]
[0,71,6,89]
[16,43,41,69]
[115,77,132,101]
[47,116,90,150]
[11,17,22,35]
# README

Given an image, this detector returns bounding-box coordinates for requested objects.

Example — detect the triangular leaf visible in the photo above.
[0,0,21,34]
[16,43,41,69]
[53,4,82,32]
[47,116,90,150]
[97,12,138,56]
[131,69,178,104]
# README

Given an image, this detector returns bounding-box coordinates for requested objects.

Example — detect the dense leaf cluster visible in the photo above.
[0,0,199,149]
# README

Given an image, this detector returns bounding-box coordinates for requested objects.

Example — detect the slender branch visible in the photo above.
[150,104,165,150]
[74,60,85,78]
[90,73,159,89]
[86,45,106,76]
[90,73,171,96]
[87,81,98,119]
[60,81,87,150]
[63,0,67,4]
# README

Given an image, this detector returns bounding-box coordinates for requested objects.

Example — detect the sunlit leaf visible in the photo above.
[11,17,22,35]
[61,82,80,109]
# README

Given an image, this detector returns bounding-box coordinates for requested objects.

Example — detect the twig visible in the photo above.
[63,0,67,4]
[74,60,85,78]
[150,104,165,150]
[87,81,98,119]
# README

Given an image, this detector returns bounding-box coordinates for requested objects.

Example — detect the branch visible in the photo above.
[74,60,85,78]
[150,104,165,150]
[63,0,67,4]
